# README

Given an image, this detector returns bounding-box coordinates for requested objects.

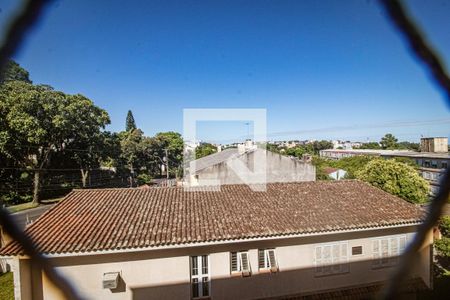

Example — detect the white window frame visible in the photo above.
[191,255,210,299]
[230,251,251,276]
[314,241,349,276]
[258,249,278,272]
[371,235,406,269]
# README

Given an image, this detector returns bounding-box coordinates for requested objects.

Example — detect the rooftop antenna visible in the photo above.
[245,122,250,141]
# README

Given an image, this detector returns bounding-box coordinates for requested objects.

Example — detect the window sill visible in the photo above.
[259,268,279,274]
[231,271,251,277]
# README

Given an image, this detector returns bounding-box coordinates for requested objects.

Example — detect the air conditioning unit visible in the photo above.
[102,272,120,289]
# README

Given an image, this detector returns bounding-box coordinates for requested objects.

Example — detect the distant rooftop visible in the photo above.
[321,148,450,159]
[190,148,239,172]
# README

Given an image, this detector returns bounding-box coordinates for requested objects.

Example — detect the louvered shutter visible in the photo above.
[240,252,251,276]
[315,246,323,275]
[399,236,406,253]
[341,243,349,272]
[230,252,238,272]
[372,240,380,267]
[267,249,278,272]
[258,249,265,269]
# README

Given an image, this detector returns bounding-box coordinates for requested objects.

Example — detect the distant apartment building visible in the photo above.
[186,140,316,187]
[0,181,431,299]
[320,137,449,195]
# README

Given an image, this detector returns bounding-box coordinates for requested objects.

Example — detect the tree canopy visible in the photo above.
[356,159,429,204]
[196,143,217,159]
[0,81,110,202]
[0,60,31,84]
[380,133,398,149]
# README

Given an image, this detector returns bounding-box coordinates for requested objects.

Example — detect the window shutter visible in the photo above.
[381,239,389,264]
[267,249,277,272]
[323,245,332,273]
[231,252,238,272]
[258,249,265,269]
[372,240,380,266]
[315,246,323,274]
[240,252,251,276]
[399,236,406,253]
[341,243,349,273]
[332,244,340,272]
[240,252,250,271]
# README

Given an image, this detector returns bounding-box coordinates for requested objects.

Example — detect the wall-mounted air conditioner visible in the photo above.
[102,272,120,289]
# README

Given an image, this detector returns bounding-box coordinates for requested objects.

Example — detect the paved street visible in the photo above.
[11,204,55,229]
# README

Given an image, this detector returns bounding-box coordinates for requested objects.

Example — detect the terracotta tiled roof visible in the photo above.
[0,180,423,256]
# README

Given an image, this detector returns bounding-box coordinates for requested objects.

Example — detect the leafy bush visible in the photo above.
[1,192,22,205]
[356,159,429,204]
[439,216,450,237]
[137,173,152,185]
[436,237,450,257]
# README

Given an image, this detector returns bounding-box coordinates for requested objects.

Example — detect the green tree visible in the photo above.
[312,140,333,153]
[0,81,109,202]
[358,142,381,149]
[0,60,31,84]
[397,141,420,151]
[153,132,184,177]
[126,110,137,132]
[196,143,217,159]
[380,133,398,149]
[120,129,145,181]
[356,159,429,204]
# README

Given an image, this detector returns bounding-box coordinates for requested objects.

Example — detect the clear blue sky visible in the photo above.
[1,0,450,143]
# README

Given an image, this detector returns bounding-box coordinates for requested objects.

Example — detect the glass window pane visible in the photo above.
[202,255,208,274]
[202,278,209,296]
[191,256,198,276]
[192,278,199,298]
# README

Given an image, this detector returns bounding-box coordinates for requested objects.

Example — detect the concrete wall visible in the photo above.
[193,149,315,186]
[15,226,432,300]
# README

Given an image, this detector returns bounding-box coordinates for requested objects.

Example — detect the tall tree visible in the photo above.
[126,110,137,132]
[0,60,31,84]
[380,133,398,149]
[356,159,429,204]
[0,81,109,203]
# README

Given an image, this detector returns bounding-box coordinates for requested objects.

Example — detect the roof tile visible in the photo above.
[0,180,423,256]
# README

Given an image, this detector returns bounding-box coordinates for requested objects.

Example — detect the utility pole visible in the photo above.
[164,148,169,180]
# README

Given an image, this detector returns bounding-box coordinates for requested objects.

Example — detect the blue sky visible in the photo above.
[1,0,450,143]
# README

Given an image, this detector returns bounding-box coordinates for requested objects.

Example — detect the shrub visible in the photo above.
[439,216,450,237]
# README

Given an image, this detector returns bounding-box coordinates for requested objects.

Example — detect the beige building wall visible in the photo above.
[14,226,431,300]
